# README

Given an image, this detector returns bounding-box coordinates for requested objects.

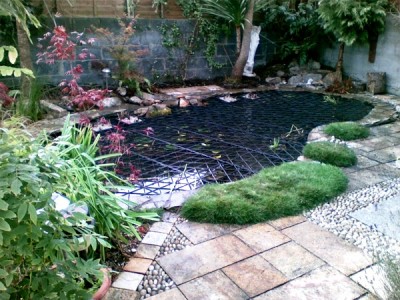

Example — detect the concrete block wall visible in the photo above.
[32,18,268,86]
[320,15,400,95]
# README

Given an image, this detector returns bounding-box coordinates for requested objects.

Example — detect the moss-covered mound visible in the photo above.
[324,122,370,141]
[181,162,348,224]
[303,141,357,167]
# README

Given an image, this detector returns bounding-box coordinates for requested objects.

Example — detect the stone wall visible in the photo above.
[32,18,269,86]
[320,15,400,95]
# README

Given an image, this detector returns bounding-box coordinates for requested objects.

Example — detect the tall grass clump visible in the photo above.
[324,122,370,141]
[181,162,347,224]
[303,141,357,167]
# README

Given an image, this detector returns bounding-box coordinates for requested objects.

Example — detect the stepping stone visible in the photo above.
[233,223,290,253]
[150,222,174,234]
[112,272,143,291]
[141,232,168,246]
[123,257,152,274]
[254,265,366,300]
[179,270,248,300]
[223,255,287,297]
[261,241,325,279]
[103,287,140,300]
[176,221,242,244]
[146,288,186,300]
[283,221,373,275]
[157,234,255,284]
[364,146,400,163]
[134,244,160,260]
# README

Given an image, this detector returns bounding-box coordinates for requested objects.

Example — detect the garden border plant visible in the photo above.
[302,141,357,167]
[181,161,348,224]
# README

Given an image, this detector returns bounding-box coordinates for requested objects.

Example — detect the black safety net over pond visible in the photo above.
[100,91,373,196]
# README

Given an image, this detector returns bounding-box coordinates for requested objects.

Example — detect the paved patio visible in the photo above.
[103,92,400,300]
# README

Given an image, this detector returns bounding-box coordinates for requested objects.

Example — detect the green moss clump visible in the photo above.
[181,162,347,224]
[303,141,357,167]
[324,122,370,141]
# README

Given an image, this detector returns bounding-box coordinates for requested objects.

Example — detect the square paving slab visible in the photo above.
[233,223,290,253]
[351,194,400,241]
[261,241,325,279]
[222,255,287,297]
[157,234,255,284]
[179,270,248,300]
[254,265,367,300]
[283,221,373,275]
[268,215,306,230]
[147,288,187,300]
[176,221,242,244]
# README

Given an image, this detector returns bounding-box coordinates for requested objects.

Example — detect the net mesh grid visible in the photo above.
[99,91,372,196]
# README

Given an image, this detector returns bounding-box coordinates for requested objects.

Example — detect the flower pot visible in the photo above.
[92,268,111,300]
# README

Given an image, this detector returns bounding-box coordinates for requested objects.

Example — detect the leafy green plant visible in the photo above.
[51,117,159,259]
[303,141,357,167]
[0,122,105,299]
[181,161,348,224]
[324,122,370,141]
[260,2,324,64]
[318,0,388,80]
[94,19,151,96]
[176,0,228,69]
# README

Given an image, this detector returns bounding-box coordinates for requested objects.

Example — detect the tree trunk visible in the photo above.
[335,42,345,82]
[16,21,33,102]
[368,32,378,63]
[231,0,255,80]
[235,26,241,57]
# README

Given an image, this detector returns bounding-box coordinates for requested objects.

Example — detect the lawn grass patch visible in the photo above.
[324,122,370,141]
[181,162,348,224]
[303,141,357,167]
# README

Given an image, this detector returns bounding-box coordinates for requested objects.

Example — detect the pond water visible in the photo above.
[101,91,373,196]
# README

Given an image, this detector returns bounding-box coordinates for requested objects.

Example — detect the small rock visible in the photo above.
[134,107,149,116]
[179,99,190,107]
[101,96,122,108]
[128,96,143,105]
[265,77,282,85]
[276,70,285,77]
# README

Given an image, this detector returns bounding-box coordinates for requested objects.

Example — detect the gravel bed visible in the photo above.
[137,223,192,299]
[305,178,400,260]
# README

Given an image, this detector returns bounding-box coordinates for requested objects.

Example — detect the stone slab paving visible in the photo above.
[282,221,373,276]
[233,223,290,253]
[351,194,400,241]
[254,265,367,300]
[222,255,287,297]
[179,270,248,299]
[261,241,325,280]
[175,221,242,244]
[157,234,255,284]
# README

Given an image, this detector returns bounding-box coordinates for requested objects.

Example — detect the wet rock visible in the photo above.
[101,97,122,108]
[265,77,282,85]
[288,75,303,86]
[128,96,143,105]
[179,99,190,107]
[146,105,172,118]
[134,107,150,116]
[163,99,179,107]
[322,72,338,87]
[304,73,322,83]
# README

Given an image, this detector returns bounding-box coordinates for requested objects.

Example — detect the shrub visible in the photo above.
[0,122,103,298]
[181,162,347,224]
[303,141,357,167]
[324,122,370,141]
